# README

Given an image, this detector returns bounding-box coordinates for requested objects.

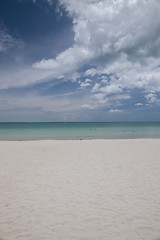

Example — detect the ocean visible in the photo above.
[0,122,160,140]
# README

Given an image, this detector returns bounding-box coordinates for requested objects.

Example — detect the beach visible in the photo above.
[0,139,160,240]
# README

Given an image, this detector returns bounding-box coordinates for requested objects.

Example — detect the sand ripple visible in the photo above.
[0,139,160,240]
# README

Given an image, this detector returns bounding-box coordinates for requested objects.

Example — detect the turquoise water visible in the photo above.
[0,122,160,140]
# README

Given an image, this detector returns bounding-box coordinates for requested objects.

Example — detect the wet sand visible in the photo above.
[0,139,160,240]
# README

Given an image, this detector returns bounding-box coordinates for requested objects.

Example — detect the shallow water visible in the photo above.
[0,122,160,140]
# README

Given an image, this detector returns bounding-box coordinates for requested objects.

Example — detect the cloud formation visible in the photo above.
[109,109,123,113]
[1,0,160,121]
[33,0,160,108]
[0,23,23,52]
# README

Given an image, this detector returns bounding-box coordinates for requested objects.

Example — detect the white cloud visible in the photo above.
[0,23,23,52]
[135,103,143,106]
[79,82,91,88]
[2,0,160,110]
[0,67,56,90]
[109,109,123,113]
[71,72,81,82]
[32,0,160,100]
[92,83,100,93]
[110,94,131,101]
[0,90,90,113]
[82,92,130,110]
[94,93,106,102]
[79,78,92,88]
[145,93,160,104]
[33,45,93,76]
[82,104,95,109]
[85,78,92,83]
[99,84,122,95]
[84,68,97,76]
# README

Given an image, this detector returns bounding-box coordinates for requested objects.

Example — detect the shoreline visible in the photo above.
[1,137,160,142]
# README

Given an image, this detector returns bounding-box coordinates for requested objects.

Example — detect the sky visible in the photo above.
[0,0,160,122]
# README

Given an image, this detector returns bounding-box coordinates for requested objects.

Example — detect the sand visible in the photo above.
[0,139,160,240]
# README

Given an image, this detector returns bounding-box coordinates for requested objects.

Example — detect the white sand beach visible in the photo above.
[0,139,160,240]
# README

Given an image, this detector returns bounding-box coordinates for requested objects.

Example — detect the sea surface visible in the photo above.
[0,122,160,140]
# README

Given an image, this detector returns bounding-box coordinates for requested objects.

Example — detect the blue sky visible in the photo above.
[0,0,160,122]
